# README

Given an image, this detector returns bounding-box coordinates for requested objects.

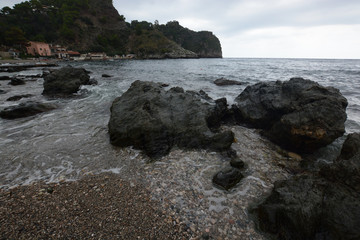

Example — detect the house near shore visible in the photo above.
[26,41,51,56]
[50,44,67,59]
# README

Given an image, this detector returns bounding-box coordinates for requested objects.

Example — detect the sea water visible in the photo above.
[0,58,359,187]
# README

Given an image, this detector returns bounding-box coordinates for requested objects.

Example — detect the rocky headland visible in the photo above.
[0,0,222,59]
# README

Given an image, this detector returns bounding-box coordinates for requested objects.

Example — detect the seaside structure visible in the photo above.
[26,41,51,56]
[50,44,67,59]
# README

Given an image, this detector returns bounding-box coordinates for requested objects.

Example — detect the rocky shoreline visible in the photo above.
[1,65,359,239]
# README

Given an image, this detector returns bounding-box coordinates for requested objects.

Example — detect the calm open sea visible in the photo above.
[0,58,359,187]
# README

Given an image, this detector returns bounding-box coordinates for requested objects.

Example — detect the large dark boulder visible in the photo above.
[42,66,91,96]
[108,80,234,158]
[233,78,348,153]
[0,101,57,119]
[256,133,360,240]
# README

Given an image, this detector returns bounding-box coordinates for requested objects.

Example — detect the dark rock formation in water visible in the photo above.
[42,66,92,96]
[102,74,112,78]
[214,78,244,86]
[0,101,57,119]
[256,133,360,240]
[8,78,25,86]
[108,80,234,158]
[232,77,348,153]
[0,76,10,81]
[6,94,33,101]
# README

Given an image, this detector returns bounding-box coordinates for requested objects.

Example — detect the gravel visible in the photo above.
[0,126,298,239]
[0,173,190,239]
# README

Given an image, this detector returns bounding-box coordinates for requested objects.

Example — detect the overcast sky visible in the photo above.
[1,0,360,59]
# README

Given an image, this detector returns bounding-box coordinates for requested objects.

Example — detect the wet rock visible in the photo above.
[42,66,91,96]
[0,76,10,81]
[102,74,112,78]
[212,167,243,190]
[0,89,6,94]
[230,158,245,169]
[88,79,98,85]
[214,78,244,86]
[108,80,234,158]
[256,133,360,240]
[6,94,33,101]
[338,132,360,160]
[232,77,348,153]
[321,133,360,191]
[0,101,57,119]
[8,78,25,86]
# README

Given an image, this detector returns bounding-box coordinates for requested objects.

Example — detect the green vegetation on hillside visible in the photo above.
[158,21,222,58]
[0,0,222,58]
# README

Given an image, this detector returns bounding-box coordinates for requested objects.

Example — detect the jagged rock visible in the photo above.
[6,94,33,101]
[256,133,360,240]
[214,78,244,86]
[212,167,243,190]
[321,133,360,192]
[338,132,360,160]
[108,80,234,158]
[0,101,57,119]
[43,66,91,96]
[8,78,25,86]
[232,77,348,153]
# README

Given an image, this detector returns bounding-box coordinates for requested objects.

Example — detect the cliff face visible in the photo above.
[158,21,222,58]
[70,0,130,54]
[0,0,222,58]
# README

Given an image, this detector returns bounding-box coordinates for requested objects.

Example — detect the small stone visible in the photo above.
[212,167,244,190]
[230,158,245,169]
[46,187,54,194]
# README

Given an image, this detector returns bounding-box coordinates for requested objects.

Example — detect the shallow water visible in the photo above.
[0,58,359,238]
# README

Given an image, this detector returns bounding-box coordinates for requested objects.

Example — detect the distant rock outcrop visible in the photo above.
[158,21,222,58]
[43,66,92,96]
[108,81,234,158]
[214,78,245,86]
[0,101,56,119]
[232,77,348,153]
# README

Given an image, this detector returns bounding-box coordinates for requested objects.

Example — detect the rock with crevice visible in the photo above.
[256,132,360,240]
[108,80,234,158]
[232,77,348,153]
